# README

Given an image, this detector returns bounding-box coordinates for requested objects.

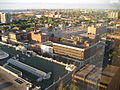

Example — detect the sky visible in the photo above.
[0,0,120,9]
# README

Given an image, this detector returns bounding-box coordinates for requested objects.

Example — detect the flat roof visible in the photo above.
[86,68,102,82]
[102,65,119,77]
[53,41,103,51]
[99,75,112,85]
[4,65,22,76]
[53,42,85,51]
[76,64,95,77]
[0,66,32,90]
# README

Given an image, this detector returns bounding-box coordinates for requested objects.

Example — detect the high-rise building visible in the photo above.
[108,11,120,19]
[0,12,11,24]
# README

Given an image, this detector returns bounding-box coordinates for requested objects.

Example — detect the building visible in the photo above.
[29,30,42,42]
[46,11,62,18]
[41,41,53,54]
[73,64,120,90]
[108,11,120,19]
[9,32,22,43]
[87,25,107,36]
[30,30,49,43]
[0,66,33,90]
[53,41,105,61]
[0,12,11,24]
[8,31,29,44]
[36,15,42,18]
[1,35,9,42]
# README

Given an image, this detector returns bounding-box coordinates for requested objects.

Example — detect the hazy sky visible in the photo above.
[0,0,120,9]
[0,0,110,3]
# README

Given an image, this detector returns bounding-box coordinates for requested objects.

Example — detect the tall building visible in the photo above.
[87,25,107,36]
[108,11,120,19]
[0,12,11,24]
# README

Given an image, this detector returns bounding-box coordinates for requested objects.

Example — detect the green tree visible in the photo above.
[58,81,66,90]
[26,27,34,31]
[69,83,79,90]
[79,39,84,43]
[58,81,64,90]
[50,33,55,38]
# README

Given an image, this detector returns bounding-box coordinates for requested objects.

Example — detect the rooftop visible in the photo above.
[76,64,95,77]
[102,65,120,77]
[100,75,112,85]
[0,66,32,90]
[75,64,120,88]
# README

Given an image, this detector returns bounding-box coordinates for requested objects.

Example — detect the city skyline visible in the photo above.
[0,0,120,9]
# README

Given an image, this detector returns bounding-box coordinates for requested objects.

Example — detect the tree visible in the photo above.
[58,81,64,90]
[26,27,34,31]
[69,83,79,90]
[57,81,66,90]
[79,39,84,43]
[0,28,4,31]
[50,33,55,38]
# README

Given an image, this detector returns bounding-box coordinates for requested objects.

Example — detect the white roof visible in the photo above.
[53,43,85,51]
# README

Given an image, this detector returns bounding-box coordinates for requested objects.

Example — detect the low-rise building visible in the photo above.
[0,66,33,90]
[29,30,49,43]
[41,41,53,54]
[1,35,8,42]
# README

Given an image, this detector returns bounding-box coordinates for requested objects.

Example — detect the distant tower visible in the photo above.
[0,12,11,24]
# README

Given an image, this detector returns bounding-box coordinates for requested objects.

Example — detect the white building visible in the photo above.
[0,12,11,24]
[108,11,120,19]
[16,45,27,52]
[41,41,53,54]
[36,15,42,18]
[41,45,53,54]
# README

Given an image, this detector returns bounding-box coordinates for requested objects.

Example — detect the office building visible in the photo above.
[53,41,105,61]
